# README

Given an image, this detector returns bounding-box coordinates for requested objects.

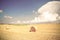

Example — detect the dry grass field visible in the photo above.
[0,23,60,40]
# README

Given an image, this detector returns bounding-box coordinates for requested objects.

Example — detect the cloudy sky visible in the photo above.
[0,0,60,24]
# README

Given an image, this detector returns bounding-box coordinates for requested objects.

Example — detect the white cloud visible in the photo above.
[21,11,60,24]
[21,1,60,24]
[32,11,59,23]
[7,1,60,24]
[10,20,21,24]
[10,22,15,24]
[38,1,60,14]
[33,10,37,14]
[22,21,30,24]
[4,15,13,19]
[36,1,60,22]
[16,20,21,24]
[58,16,60,20]
[27,1,60,23]
[33,10,35,13]
[41,11,58,21]
[0,10,3,13]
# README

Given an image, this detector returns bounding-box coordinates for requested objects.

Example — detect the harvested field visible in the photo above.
[0,23,60,40]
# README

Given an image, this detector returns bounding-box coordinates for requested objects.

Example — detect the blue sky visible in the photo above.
[0,0,53,23]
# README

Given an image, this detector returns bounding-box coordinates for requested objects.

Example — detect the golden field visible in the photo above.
[0,23,60,40]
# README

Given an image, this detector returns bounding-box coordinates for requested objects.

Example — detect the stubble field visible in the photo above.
[0,23,60,40]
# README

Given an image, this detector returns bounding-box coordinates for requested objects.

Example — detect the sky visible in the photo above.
[0,0,60,24]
